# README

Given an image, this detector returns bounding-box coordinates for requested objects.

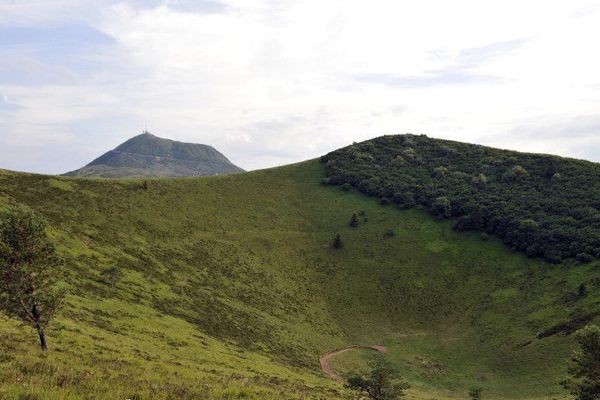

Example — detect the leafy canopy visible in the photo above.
[346,353,410,400]
[562,325,600,400]
[0,204,63,349]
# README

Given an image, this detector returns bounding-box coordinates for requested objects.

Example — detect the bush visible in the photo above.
[332,233,342,249]
[561,325,600,399]
[502,165,529,182]
[340,182,352,191]
[472,173,488,185]
[101,267,123,287]
[431,166,448,178]
[468,387,483,400]
[431,196,451,219]
[393,192,416,209]
[391,155,406,166]
[578,283,587,298]
[576,253,593,264]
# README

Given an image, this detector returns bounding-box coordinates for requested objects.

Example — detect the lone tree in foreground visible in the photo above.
[0,204,64,350]
[346,353,410,400]
[561,325,600,400]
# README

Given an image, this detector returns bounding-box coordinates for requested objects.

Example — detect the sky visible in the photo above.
[1,0,600,174]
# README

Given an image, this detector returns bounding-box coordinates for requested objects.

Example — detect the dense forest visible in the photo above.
[321,134,600,263]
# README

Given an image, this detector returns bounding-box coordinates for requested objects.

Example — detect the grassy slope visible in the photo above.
[0,161,599,400]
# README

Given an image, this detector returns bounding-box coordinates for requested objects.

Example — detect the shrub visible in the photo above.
[472,173,488,185]
[468,387,483,400]
[578,283,587,298]
[402,147,416,160]
[502,165,528,182]
[332,234,342,249]
[561,325,600,399]
[431,197,451,219]
[101,267,123,287]
[391,156,406,166]
[431,166,448,178]
[576,253,593,264]
[394,192,416,209]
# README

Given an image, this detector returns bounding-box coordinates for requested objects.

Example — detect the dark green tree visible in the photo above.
[346,353,409,400]
[432,196,451,219]
[332,233,342,249]
[350,213,359,227]
[561,325,600,400]
[469,387,483,400]
[0,204,64,350]
[394,191,416,209]
[578,284,588,298]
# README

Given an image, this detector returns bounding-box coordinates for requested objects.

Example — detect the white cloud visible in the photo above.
[0,0,600,173]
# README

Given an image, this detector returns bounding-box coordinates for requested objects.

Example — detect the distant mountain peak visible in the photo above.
[63,133,244,178]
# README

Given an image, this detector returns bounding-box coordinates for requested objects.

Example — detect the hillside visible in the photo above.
[64,132,244,178]
[322,134,600,263]
[0,145,599,399]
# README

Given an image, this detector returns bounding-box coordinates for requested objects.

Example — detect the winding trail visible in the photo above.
[319,345,388,382]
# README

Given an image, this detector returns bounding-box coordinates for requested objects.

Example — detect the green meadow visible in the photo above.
[0,160,598,399]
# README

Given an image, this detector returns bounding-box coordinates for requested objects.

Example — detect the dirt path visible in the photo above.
[319,345,388,382]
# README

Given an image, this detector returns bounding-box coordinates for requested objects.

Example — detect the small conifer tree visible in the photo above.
[332,233,342,249]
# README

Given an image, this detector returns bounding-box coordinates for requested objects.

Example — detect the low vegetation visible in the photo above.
[0,152,599,399]
[322,134,600,263]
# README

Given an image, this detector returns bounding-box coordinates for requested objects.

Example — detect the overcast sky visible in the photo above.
[1,0,600,174]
